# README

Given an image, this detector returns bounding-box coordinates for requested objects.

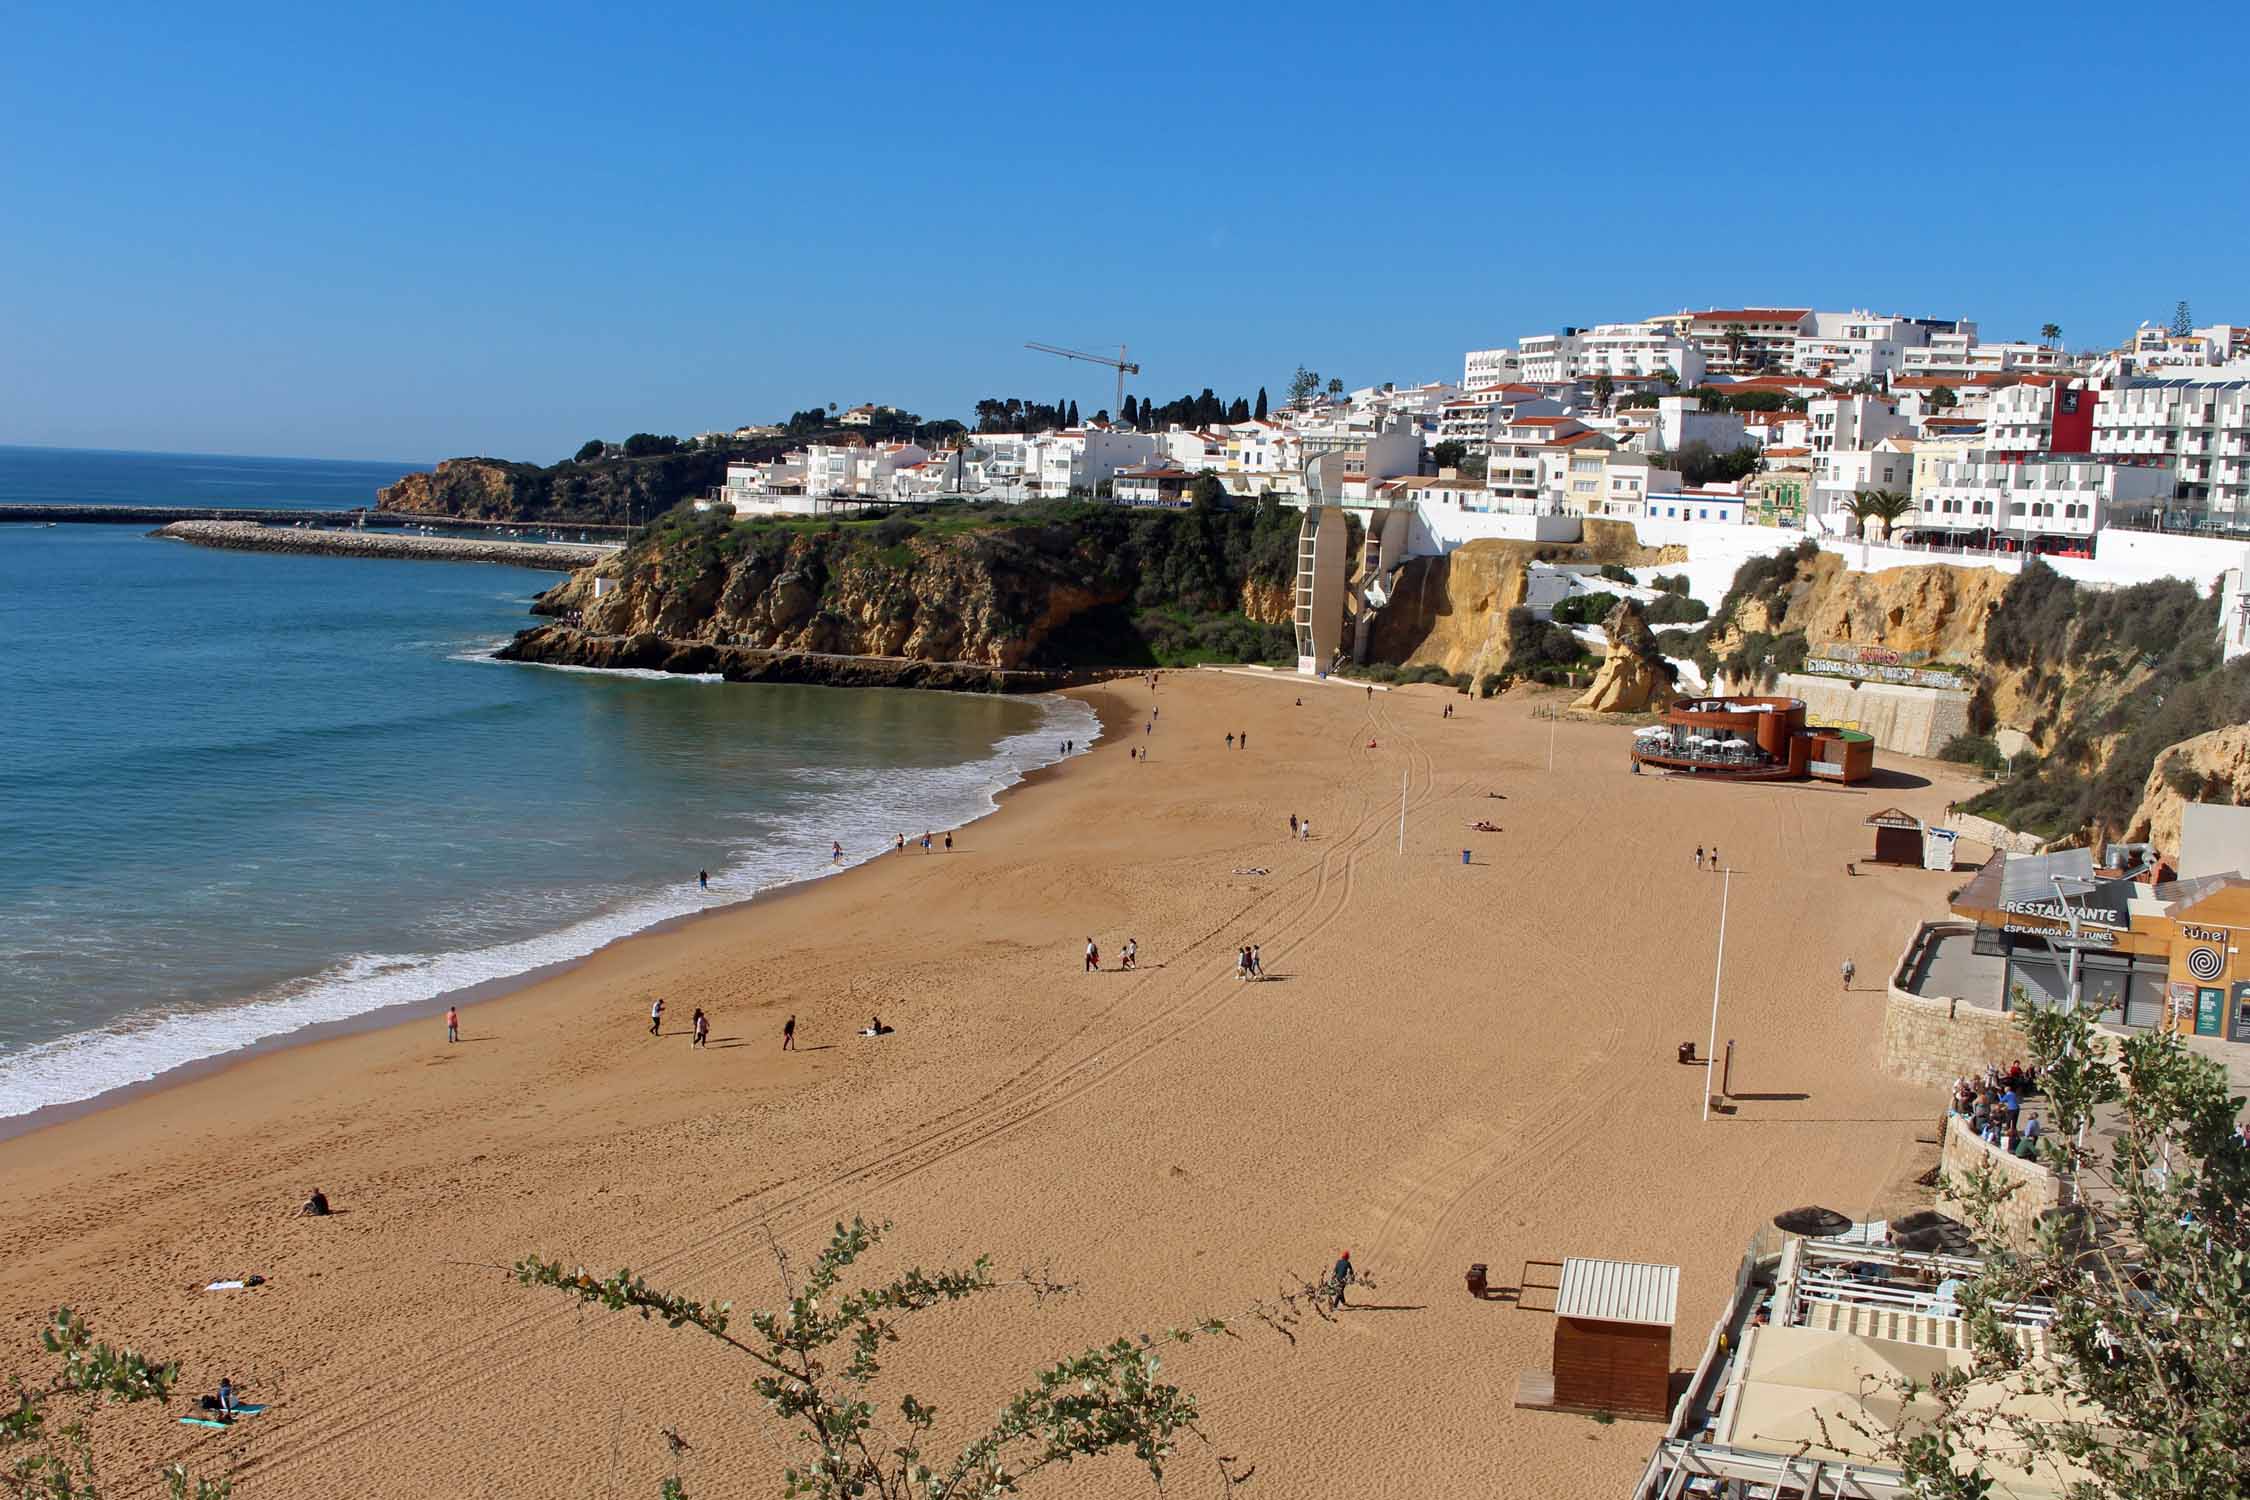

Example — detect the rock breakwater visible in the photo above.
[156,520,612,571]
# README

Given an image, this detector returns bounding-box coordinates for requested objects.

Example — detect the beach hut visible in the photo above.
[1513,1256,1679,1421]
[1865,808,1925,866]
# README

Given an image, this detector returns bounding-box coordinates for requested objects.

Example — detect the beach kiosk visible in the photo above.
[1866,808,1925,866]
[1513,1257,1679,1421]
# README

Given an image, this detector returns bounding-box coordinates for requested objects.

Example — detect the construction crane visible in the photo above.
[1025,341,1140,425]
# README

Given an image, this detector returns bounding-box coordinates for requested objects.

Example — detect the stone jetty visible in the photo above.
[155,520,614,571]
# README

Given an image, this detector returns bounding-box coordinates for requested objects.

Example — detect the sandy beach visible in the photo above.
[0,670,1978,1498]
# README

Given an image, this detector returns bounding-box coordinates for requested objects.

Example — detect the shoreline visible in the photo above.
[0,670,1975,1499]
[0,682,1130,1146]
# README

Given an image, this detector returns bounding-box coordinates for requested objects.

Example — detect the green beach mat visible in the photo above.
[179,1404,266,1429]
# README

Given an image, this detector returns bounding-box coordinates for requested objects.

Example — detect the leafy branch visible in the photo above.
[4,1308,231,1500]
[518,1217,1261,1499]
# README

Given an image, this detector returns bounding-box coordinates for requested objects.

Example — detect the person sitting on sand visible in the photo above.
[862,1015,891,1036]
[300,1187,331,1217]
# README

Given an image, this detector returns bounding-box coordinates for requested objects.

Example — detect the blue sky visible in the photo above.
[2,3,2241,464]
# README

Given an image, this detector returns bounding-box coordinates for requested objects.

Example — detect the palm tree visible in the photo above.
[1723,323,1747,369]
[2040,322,2062,348]
[1592,372,1615,412]
[1847,488,1914,541]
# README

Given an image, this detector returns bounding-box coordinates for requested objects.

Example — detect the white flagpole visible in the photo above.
[1397,769,1407,854]
[1703,865,1731,1122]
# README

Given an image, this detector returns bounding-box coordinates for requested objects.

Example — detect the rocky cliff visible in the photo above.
[1704,551,2010,671]
[379,452,736,524]
[529,516,1119,668]
[498,500,1306,685]
[1573,599,1678,714]
[1367,525,1685,679]
[2124,725,2250,860]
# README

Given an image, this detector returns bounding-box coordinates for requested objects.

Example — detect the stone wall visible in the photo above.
[1883,921,2023,1087]
[1937,1115,2067,1250]
[1945,813,2043,855]
[1775,673,1971,758]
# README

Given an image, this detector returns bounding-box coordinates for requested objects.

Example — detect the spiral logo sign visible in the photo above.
[2188,945,2225,982]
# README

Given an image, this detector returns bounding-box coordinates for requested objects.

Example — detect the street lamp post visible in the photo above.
[1703,864,1732,1122]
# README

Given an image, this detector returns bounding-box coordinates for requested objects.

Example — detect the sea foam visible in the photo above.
[0,691,1098,1120]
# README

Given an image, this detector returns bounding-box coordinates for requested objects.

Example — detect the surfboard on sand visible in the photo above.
[179,1404,267,1429]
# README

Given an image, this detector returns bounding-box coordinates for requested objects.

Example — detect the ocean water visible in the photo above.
[0,448,1092,1119]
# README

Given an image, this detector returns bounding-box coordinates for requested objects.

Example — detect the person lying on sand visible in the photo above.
[1468,821,1500,833]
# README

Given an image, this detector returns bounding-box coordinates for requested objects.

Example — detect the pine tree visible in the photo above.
[1195,388,1221,426]
[1254,387,1268,420]
[1066,400,1079,427]
[1226,396,1249,423]
[2172,299,2194,337]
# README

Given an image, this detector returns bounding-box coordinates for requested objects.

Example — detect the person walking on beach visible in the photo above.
[1710,845,1720,871]
[698,869,709,891]
[944,831,953,852]
[1250,944,1263,979]
[1301,817,1311,841]
[1085,937,1100,972]
[1226,732,1235,749]
[691,1008,709,1048]
[1236,946,1251,981]
[782,1014,797,1051]
[832,840,844,864]
[1289,813,1299,838]
[649,997,664,1036]
[922,831,933,853]
[1841,958,1856,991]
[1331,1250,1356,1308]
[445,1004,459,1044]
[896,833,906,852]
[1122,938,1137,970]
[1239,731,1248,750]
[1694,846,1704,870]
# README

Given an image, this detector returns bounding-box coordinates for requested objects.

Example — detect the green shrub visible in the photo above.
[1597,562,1634,583]
[1939,734,2005,772]
[1644,592,1709,625]
[1650,573,1690,595]
[1549,591,1620,626]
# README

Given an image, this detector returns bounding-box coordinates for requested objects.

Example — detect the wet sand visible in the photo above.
[0,671,1976,1498]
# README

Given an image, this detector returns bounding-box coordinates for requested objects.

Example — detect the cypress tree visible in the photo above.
[1121,395,1137,426]
[1067,399,1079,427]
[1227,396,1250,423]
[1254,387,1268,420]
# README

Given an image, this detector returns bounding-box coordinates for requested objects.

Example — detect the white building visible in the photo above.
[1580,322,1705,384]
[1642,487,1749,525]
[2091,376,2250,515]
[1913,450,2172,543]
[1898,333,2069,380]
[1789,311,1969,383]
[1436,385,1559,454]
[1463,347,1521,388]
[1813,437,1917,521]
[1517,330,1588,384]
[1649,396,1748,455]
[1559,451,1686,519]
[1808,394,1909,454]
[1487,415,1601,508]
[1649,308,1814,375]
[1032,427,1162,497]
